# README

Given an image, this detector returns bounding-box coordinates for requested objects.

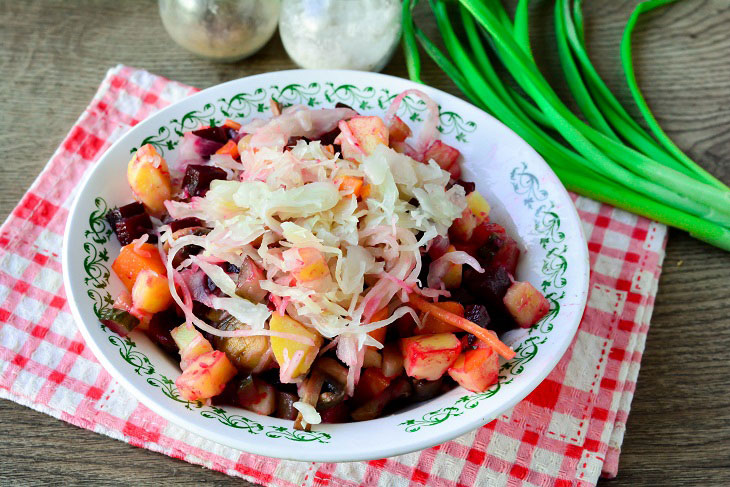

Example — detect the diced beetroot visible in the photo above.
[182,164,228,197]
[114,213,157,246]
[192,126,230,144]
[427,235,451,260]
[106,201,146,221]
[463,266,515,334]
[316,127,341,146]
[320,402,350,423]
[476,223,520,275]
[106,203,156,246]
[464,304,490,328]
[503,281,550,328]
[144,310,181,354]
[169,217,204,233]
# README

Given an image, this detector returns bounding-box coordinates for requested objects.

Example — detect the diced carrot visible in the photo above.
[111,243,166,292]
[417,301,464,334]
[367,307,389,346]
[222,119,241,130]
[360,183,371,199]
[215,139,240,160]
[408,294,516,360]
[353,367,392,403]
[337,176,364,197]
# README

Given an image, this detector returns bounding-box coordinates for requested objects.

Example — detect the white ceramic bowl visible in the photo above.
[63,70,589,462]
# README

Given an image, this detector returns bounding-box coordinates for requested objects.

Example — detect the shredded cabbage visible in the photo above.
[161,92,469,394]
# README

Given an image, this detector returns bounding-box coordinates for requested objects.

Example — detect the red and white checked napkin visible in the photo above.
[0,65,667,486]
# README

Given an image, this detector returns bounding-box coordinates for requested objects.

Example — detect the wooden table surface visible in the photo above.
[2,1,729,485]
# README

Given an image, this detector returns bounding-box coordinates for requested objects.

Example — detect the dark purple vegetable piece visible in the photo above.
[169,217,203,233]
[449,287,476,305]
[476,226,520,276]
[106,202,156,246]
[351,377,412,422]
[275,391,299,420]
[99,308,140,337]
[114,213,157,246]
[316,127,341,147]
[144,310,180,354]
[320,402,350,423]
[412,378,443,402]
[192,126,230,144]
[463,266,515,333]
[464,304,490,328]
[182,164,228,197]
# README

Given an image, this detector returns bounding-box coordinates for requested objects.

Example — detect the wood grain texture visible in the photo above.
[1,1,729,485]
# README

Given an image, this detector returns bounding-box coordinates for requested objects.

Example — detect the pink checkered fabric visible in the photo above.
[0,65,667,486]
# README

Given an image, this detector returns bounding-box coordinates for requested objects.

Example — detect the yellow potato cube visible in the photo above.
[175,350,237,401]
[466,191,490,224]
[127,144,172,215]
[131,269,172,314]
[269,313,322,379]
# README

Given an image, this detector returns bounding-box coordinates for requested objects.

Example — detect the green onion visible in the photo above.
[403,0,730,251]
[621,0,727,189]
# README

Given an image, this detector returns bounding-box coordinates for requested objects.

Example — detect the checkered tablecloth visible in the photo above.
[0,65,667,486]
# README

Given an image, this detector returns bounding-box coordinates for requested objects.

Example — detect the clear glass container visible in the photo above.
[159,0,280,62]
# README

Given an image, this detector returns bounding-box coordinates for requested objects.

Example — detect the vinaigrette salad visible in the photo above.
[101,90,550,429]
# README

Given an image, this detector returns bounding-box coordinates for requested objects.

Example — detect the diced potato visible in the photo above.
[171,324,213,370]
[269,313,322,379]
[175,350,237,401]
[400,333,461,381]
[335,116,389,160]
[441,245,463,289]
[381,342,404,378]
[111,242,166,291]
[416,301,463,335]
[422,140,460,178]
[448,346,499,393]
[127,144,172,215]
[211,313,271,373]
[131,269,172,314]
[503,281,550,328]
[466,191,490,224]
[448,208,478,243]
[294,248,329,282]
[388,115,412,143]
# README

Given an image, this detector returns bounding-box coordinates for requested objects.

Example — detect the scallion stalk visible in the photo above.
[402,0,730,251]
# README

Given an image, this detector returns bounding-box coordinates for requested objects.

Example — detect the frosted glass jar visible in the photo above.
[279,0,402,71]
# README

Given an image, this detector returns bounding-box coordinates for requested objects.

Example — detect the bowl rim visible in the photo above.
[62,68,590,462]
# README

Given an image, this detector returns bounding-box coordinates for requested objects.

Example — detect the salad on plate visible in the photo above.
[100,90,550,430]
